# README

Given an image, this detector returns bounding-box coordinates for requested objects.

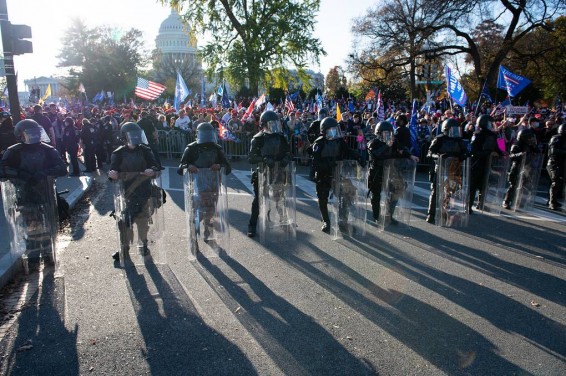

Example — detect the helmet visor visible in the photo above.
[23,127,50,144]
[125,129,148,146]
[197,129,218,144]
[448,126,462,138]
[325,126,342,140]
[265,120,281,134]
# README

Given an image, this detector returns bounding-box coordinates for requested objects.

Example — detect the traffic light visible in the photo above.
[10,23,32,55]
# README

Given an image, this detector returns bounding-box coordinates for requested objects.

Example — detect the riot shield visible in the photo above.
[436,156,470,227]
[330,160,367,239]
[257,161,296,243]
[378,158,417,230]
[184,167,230,260]
[512,153,543,213]
[1,177,58,270]
[113,172,165,267]
[479,155,509,215]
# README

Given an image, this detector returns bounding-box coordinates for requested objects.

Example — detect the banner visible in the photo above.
[497,65,531,97]
[444,65,467,106]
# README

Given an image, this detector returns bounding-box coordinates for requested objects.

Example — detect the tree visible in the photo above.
[425,0,565,88]
[161,0,326,95]
[152,52,203,98]
[350,0,475,99]
[325,66,347,98]
[57,19,147,98]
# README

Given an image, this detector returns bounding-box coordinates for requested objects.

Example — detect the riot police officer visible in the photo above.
[368,121,418,222]
[247,110,291,237]
[307,108,328,180]
[426,118,469,224]
[469,114,503,212]
[62,117,81,176]
[109,122,160,261]
[502,129,540,209]
[0,119,67,263]
[80,118,99,172]
[312,117,364,233]
[546,124,565,210]
[177,123,232,237]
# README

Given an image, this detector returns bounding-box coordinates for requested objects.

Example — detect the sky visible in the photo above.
[5,0,376,89]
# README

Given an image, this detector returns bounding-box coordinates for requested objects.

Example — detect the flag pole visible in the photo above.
[474,79,488,117]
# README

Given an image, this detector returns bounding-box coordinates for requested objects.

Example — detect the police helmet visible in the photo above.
[14,119,50,144]
[517,128,536,144]
[196,122,218,144]
[318,107,328,120]
[120,122,147,146]
[558,124,566,135]
[320,117,342,140]
[441,118,462,138]
[374,121,394,142]
[476,114,494,131]
[260,110,281,134]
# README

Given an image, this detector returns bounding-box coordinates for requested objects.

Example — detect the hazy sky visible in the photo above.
[5,0,377,89]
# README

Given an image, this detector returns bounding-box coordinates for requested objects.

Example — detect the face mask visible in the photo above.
[532,123,539,128]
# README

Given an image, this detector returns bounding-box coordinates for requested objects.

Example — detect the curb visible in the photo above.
[66,175,95,210]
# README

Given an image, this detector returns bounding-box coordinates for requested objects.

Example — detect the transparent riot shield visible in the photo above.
[1,177,58,270]
[331,160,367,239]
[184,167,230,260]
[512,153,543,213]
[378,158,417,230]
[113,172,165,267]
[480,155,509,215]
[436,156,470,227]
[258,161,296,243]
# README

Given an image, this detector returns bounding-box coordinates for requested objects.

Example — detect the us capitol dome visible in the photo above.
[154,9,200,69]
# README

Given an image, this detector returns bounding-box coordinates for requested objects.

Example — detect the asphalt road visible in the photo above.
[0,160,564,375]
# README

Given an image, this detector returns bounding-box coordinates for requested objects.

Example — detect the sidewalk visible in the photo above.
[0,166,95,289]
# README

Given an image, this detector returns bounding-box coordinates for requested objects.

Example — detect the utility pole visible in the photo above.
[0,0,33,116]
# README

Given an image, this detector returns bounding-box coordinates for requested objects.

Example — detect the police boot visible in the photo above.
[247,223,257,238]
[319,200,331,233]
[139,240,150,256]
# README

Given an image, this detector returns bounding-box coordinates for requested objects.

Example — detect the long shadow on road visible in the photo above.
[124,260,257,375]
[196,255,378,375]
[0,270,79,376]
[277,238,525,375]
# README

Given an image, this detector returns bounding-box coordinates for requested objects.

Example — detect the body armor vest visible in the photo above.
[192,145,219,168]
[438,137,464,155]
[260,134,283,158]
[320,139,341,159]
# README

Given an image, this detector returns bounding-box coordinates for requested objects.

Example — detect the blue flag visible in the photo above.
[480,86,493,103]
[497,65,531,97]
[409,99,419,156]
[174,71,190,111]
[221,82,230,108]
[445,65,468,106]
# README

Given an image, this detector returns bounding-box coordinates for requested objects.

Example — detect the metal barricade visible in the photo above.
[221,133,252,160]
[157,130,170,159]
[290,134,312,166]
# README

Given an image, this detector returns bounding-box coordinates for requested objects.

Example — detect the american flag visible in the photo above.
[135,77,166,101]
[285,95,295,112]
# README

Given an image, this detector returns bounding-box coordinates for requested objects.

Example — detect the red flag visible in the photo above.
[242,98,256,120]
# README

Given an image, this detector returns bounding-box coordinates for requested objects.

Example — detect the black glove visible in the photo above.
[280,157,289,168]
[263,157,275,167]
[176,166,184,176]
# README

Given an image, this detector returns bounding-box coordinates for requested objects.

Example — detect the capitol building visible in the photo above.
[152,9,203,90]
